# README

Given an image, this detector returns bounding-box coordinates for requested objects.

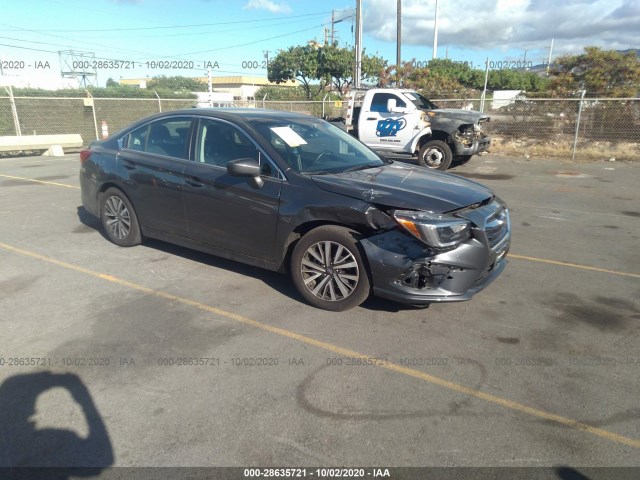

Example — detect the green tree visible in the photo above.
[268,45,325,99]
[318,44,387,94]
[254,86,313,101]
[146,75,207,92]
[381,58,549,95]
[549,47,640,97]
[105,77,119,88]
[268,43,387,98]
[379,60,471,96]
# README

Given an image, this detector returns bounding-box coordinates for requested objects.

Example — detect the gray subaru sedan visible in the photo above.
[80,109,510,311]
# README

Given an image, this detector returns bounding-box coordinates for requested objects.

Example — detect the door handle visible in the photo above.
[122,160,136,170]
[366,117,377,120]
[185,177,204,188]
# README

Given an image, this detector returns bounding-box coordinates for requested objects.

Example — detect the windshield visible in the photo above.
[404,91,439,111]
[248,117,384,174]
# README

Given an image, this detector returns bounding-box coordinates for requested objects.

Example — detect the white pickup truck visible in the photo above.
[337,88,491,171]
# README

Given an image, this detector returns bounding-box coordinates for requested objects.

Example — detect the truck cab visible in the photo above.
[344,88,491,171]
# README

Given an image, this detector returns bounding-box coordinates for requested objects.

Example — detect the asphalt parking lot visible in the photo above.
[0,152,639,472]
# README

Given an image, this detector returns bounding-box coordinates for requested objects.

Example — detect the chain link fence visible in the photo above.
[433,97,640,160]
[1,94,638,160]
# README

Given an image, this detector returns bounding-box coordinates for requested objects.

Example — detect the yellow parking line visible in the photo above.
[1,240,639,450]
[0,174,79,189]
[2,173,637,280]
[510,254,640,279]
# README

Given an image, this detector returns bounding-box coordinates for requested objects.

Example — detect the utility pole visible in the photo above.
[546,38,554,76]
[354,0,362,89]
[330,10,346,45]
[480,58,489,113]
[432,0,439,59]
[263,50,270,67]
[396,0,401,85]
[331,10,336,44]
[207,67,212,107]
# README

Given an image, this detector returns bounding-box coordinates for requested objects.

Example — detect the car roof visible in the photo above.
[105,107,323,142]
[158,108,316,123]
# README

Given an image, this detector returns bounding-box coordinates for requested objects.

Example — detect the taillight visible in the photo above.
[80,149,92,165]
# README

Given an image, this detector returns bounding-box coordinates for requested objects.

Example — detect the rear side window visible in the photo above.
[126,117,192,159]
[370,93,406,113]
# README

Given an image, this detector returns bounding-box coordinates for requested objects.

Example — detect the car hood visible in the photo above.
[311,163,494,213]
[430,109,489,124]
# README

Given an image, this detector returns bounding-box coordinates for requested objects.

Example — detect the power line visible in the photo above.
[0,11,332,33]
[173,24,328,57]
[0,23,154,57]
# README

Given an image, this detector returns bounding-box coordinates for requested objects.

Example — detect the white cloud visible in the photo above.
[243,0,291,14]
[363,0,640,58]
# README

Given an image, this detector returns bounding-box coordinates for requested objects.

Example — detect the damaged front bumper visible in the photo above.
[453,124,491,156]
[453,135,491,156]
[360,213,510,305]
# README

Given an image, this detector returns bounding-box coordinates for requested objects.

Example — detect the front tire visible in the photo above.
[418,140,453,171]
[291,226,371,311]
[100,187,142,247]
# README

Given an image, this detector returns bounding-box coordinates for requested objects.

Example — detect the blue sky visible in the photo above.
[0,0,638,87]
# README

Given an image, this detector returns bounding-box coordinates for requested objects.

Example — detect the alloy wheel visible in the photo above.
[300,241,360,301]
[104,195,131,240]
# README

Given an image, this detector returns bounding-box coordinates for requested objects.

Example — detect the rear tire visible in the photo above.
[291,226,371,311]
[100,187,142,247]
[418,140,453,171]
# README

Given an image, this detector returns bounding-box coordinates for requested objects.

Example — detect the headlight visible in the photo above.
[392,210,471,248]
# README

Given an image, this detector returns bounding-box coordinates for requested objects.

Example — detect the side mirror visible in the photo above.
[387,98,406,114]
[227,158,264,188]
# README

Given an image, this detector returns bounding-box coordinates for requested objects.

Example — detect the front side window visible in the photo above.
[126,117,191,159]
[195,119,278,178]
[371,93,406,113]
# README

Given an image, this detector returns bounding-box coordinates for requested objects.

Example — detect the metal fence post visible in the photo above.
[572,90,586,160]
[262,94,267,109]
[4,85,21,136]
[154,90,162,112]
[322,93,328,117]
[85,90,99,140]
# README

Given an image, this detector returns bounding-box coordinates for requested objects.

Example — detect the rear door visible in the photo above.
[183,118,283,261]
[359,92,414,151]
[118,116,193,236]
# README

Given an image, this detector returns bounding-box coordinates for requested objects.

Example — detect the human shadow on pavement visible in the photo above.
[0,371,113,480]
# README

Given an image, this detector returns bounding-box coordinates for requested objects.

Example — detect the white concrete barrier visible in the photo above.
[0,134,84,154]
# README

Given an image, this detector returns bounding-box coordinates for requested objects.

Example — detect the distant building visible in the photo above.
[118,76,298,101]
[492,90,525,110]
[0,74,79,90]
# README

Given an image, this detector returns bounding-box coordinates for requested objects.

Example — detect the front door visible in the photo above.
[360,92,415,151]
[183,118,282,261]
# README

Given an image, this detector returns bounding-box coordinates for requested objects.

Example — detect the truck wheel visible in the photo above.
[290,226,371,311]
[418,140,453,171]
